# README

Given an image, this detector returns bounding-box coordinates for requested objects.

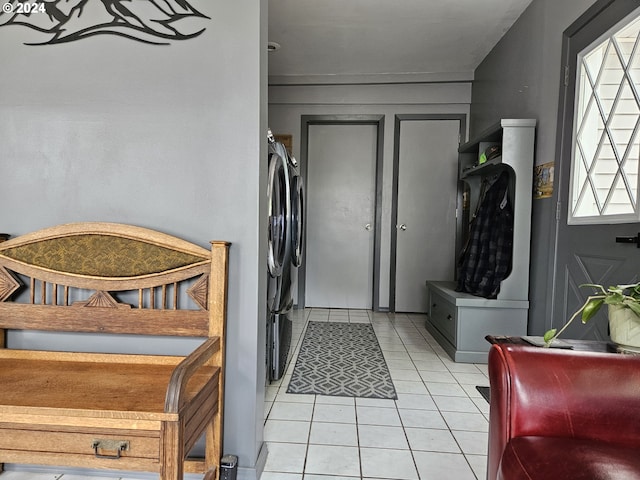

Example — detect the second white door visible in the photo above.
[305,123,377,309]
[394,119,461,312]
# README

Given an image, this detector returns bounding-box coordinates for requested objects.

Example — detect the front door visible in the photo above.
[551,1,640,339]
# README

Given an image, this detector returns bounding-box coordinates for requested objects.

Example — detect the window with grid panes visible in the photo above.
[569,10,640,224]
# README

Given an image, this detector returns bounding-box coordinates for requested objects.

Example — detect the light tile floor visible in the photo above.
[262,308,490,480]
[2,308,490,480]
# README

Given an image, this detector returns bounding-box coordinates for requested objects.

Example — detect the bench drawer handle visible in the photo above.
[92,439,130,459]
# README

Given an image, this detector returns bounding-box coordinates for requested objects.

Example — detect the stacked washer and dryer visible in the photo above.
[266,130,305,382]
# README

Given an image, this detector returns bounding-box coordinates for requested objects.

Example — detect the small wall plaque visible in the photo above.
[534,161,554,199]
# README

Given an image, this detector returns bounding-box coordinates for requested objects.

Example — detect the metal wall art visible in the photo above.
[0,0,210,45]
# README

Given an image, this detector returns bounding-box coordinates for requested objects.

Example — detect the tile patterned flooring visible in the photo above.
[1,308,490,480]
[262,308,489,480]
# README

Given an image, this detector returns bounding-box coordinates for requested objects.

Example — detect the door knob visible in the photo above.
[397,224,407,231]
[365,223,372,231]
[616,233,640,248]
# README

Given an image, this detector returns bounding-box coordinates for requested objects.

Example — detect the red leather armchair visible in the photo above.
[487,343,640,480]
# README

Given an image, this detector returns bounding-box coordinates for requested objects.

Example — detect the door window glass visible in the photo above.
[570,10,640,224]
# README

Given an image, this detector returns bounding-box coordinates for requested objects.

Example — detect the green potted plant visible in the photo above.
[544,281,640,351]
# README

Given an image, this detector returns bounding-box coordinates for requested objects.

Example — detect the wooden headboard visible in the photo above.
[0,222,229,347]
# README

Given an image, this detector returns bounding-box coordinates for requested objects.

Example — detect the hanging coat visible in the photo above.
[456,171,514,299]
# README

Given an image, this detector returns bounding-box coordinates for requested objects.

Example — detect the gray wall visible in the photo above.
[470,0,594,335]
[268,83,471,310]
[0,1,268,478]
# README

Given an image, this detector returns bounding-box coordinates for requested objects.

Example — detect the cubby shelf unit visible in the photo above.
[425,119,536,363]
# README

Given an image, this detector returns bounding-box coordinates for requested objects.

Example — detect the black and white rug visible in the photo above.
[287,321,397,399]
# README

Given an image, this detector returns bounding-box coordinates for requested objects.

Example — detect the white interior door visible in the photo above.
[305,123,377,309]
[395,119,460,312]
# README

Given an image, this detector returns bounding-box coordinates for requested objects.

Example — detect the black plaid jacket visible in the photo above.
[456,171,514,299]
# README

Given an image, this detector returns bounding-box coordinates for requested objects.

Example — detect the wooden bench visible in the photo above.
[0,223,229,480]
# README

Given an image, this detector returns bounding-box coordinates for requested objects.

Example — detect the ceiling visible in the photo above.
[268,0,534,84]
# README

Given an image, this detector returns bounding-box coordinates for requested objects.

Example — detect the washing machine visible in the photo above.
[266,130,305,382]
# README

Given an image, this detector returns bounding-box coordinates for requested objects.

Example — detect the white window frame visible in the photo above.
[568,7,640,225]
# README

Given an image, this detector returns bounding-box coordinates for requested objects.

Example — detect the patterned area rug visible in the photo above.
[287,321,397,399]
